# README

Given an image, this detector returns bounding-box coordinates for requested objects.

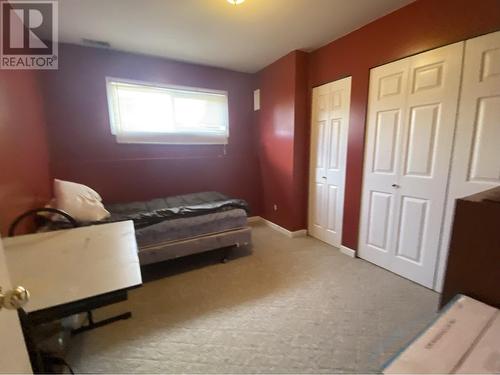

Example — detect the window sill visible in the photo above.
[114,133,228,145]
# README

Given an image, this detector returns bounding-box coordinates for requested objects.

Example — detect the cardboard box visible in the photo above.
[384,295,500,374]
[456,313,500,373]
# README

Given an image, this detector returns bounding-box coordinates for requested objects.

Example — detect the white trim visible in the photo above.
[340,245,356,258]
[248,216,307,238]
[289,229,308,238]
[247,216,262,224]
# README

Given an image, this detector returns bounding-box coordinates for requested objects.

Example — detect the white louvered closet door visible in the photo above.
[359,42,463,288]
[435,30,500,291]
[308,77,351,248]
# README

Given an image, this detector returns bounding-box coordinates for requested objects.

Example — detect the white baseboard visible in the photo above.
[340,245,356,258]
[288,229,308,238]
[248,216,307,238]
[247,216,262,224]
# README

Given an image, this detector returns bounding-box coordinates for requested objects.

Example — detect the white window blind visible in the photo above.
[106,78,229,144]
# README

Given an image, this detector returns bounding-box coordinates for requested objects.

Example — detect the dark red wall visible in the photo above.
[7,0,499,242]
[292,52,309,231]
[256,51,308,231]
[40,44,262,214]
[307,0,500,250]
[0,71,51,235]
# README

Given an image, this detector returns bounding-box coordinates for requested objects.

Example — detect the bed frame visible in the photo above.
[138,227,252,265]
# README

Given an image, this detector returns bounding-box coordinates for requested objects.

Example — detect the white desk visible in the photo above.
[3,221,142,329]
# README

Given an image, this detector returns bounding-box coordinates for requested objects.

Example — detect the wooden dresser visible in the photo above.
[440,186,500,309]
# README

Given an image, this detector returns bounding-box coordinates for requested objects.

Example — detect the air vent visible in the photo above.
[81,38,111,48]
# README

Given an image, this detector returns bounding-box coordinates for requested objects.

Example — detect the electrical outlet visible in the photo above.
[273,204,278,211]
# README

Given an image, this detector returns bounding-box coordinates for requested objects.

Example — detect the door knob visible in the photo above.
[322,176,327,179]
[0,286,30,311]
[391,184,400,188]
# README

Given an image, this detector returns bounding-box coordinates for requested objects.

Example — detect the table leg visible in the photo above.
[71,310,132,335]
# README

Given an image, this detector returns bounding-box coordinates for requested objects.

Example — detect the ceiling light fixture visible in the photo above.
[227,0,245,5]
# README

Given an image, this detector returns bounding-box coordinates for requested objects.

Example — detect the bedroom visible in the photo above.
[1,0,499,373]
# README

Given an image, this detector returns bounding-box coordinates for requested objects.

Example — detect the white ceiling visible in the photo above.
[53,0,415,73]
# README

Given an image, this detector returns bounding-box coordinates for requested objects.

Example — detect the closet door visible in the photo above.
[308,77,351,248]
[359,42,463,288]
[436,30,500,291]
[358,58,409,268]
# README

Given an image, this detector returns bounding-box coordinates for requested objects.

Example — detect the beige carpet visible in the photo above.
[67,223,439,373]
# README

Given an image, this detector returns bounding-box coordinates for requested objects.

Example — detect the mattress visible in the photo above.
[135,208,248,249]
[106,191,249,229]
[43,191,250,231]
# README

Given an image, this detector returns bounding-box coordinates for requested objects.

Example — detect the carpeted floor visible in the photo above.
[67,222,439,373]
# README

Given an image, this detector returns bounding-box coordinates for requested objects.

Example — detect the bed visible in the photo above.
[34,191,252,265]
[106,191,252,265]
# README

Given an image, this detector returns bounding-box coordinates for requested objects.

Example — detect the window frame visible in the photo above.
[105,77,230,145]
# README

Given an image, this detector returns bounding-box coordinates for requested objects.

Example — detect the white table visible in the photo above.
[3,221,142,331]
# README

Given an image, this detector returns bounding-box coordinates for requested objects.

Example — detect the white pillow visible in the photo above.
[53,179,110,222]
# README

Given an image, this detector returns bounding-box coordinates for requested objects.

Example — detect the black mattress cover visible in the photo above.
[44,191,249,231]
[105,191,249,229]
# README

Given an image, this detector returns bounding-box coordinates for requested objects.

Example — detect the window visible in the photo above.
[106,78,229,144]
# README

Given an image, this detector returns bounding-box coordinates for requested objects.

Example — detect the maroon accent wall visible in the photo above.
[293,52,309,231]
[256,51,308,231]
[307,0,500,250]
[6,0,498,242]
[40,44,262,214]
[0,71,51,235]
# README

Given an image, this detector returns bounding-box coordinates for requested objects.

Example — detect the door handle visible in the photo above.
[0,286,30,311]
[391,184,400,189]
[321,176,327,179]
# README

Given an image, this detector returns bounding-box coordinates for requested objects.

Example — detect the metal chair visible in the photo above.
[8,207,78,237]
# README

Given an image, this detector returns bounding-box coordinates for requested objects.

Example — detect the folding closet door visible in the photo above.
[357,58,409,269]
[436,30,500,291]
[359,42,463,288]
[308,77,351,248]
